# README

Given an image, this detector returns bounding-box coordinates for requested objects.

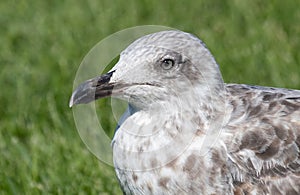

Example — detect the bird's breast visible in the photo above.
[112,110,233,194]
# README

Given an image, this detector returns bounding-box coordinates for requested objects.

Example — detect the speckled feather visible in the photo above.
[70,30,300,195]
[225,84,300,195]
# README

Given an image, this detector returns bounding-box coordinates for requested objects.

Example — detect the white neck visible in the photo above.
[112,84,231,171]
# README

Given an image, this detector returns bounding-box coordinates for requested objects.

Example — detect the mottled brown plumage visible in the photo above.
[225,84,300,195]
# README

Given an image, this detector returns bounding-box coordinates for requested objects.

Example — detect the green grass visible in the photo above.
[1,0,299,194]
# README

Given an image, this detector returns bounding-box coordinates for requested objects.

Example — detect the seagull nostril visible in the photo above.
[96,70,116,87]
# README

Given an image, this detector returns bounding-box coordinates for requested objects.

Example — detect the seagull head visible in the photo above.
[69,30,224,110]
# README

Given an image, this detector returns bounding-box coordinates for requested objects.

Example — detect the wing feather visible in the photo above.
[224,84,300,194]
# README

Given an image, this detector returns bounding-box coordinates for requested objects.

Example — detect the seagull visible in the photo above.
[69,30,300,194]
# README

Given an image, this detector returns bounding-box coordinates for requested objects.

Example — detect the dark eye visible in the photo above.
[161,59,175,70]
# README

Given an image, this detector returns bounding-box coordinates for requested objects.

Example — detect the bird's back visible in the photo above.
[224,84,300,194]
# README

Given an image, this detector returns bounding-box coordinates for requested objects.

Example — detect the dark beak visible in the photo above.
[69,71,115,107]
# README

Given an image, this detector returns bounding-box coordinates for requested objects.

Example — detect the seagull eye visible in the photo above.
[161,59,175,70]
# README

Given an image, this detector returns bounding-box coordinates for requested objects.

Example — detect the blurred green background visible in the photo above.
[1,0,299,194]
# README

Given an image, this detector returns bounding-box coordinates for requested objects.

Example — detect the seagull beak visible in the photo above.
[69,71,115,107]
